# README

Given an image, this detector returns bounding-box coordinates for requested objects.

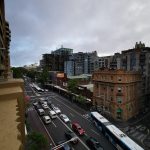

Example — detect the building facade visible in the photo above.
[0,1,25,149]
[93,68,142,121]
[121,43,150,107]
[40,47,73,71]
[0,0,11,80]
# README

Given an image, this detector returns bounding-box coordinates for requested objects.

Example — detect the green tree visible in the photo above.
[67,79,78,93]
[37,68,49,86]
[26,70,37,81]
[26,132,48,150]
[12,67,27,78]
[77,94,86,104]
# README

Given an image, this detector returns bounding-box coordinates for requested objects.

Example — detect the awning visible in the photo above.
[117,108,122,113]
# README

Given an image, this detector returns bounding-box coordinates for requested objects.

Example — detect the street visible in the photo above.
[25,80,115,150]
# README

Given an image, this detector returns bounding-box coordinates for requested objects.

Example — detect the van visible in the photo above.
[37,109,45,116]
[49,110,57,119]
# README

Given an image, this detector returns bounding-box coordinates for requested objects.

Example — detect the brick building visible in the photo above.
[93,68,142,121]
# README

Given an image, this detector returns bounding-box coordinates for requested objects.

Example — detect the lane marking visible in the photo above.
[33,109,56,146]
[52,121,57,128]
[70,113,74,117]
[91,129,99,136]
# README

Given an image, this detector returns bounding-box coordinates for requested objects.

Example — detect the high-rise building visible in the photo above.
[0,0,25,149]
[40,47,73,71]
[0,0,11,80]
[121,42,150,107]
[93,68,142,121]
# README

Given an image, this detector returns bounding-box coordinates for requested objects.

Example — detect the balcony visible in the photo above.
[0,64,5,70]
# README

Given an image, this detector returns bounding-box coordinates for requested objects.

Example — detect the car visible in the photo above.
[42,103,49,109]
[86,137,104,150]
[37,108,45,116]
[56,141,73,150]
[35,104,41,110]
[42,115,51,124]
[33,102,38,107]
[72,122,85,135]
[50,104,55,109]
[65,130,78,144]
[53,107,61,114]
[45,89,49,92]
[47,101,52,106]
[60,114,70,123]
[49,110,57,119]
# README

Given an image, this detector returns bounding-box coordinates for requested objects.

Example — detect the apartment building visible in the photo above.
[121,42,150,107]
[0,0,11,80]
[93,68,142,121]
[40,47,72,71]
[0,0,25,149]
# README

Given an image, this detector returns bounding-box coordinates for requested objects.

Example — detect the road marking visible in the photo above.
[57,116,90,150]
[52,121,57,128]
[70,113,74,117]
[33,109,56,146]
[91,129,99,136]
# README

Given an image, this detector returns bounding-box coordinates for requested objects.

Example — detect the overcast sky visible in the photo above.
[5,0,150,67]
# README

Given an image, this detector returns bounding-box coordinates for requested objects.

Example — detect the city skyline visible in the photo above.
[5,0,150,66]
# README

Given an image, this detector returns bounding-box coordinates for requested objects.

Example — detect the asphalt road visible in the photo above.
[25,81,115,150]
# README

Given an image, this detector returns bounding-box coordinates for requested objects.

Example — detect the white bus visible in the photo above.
[90,112,144,150]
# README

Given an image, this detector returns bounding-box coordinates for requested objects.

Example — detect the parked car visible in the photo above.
[42,115,51,124]
[47,101,52,106]
[42,103,49,109]
[65,130,78,144]
[72,122,85,135]
[57,141,73,150]
[37,109,45,116]
[86,137,104,150]
[35,104,41,110]
[49,110,57,119]
[50,104,55,109]
[60,114,70,123]
[53,107,61,114]
[45,89,49,92]
[33,102,38,107]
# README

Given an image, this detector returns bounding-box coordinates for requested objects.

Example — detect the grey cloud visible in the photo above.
[5,0,150,66]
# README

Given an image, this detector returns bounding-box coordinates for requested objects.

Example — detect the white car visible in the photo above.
[53,107,61,114]
[42,103,49,109]
[60,114,70,123]
[42,116,51,124]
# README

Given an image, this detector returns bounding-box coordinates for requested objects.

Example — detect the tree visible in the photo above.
[12,67,27,78]
[77,94,86,104]
[37,68,49,86]
[26,70,37,81]
[67,79,78,93]
[26,132,48,150]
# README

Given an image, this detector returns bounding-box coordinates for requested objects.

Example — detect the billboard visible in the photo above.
[57,73,64,78]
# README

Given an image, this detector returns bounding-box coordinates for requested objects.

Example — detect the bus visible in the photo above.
[32,83,44,92]
[90,112,144,150]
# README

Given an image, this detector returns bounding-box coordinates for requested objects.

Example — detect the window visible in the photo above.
[111,76,113,80]
[117,97,122,103]
[118,77,122,81]
[111,87,114,92]
[111,97,113,101]
[118,87,122,92]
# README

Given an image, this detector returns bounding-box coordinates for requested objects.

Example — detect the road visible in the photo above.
[25,80,115,150]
